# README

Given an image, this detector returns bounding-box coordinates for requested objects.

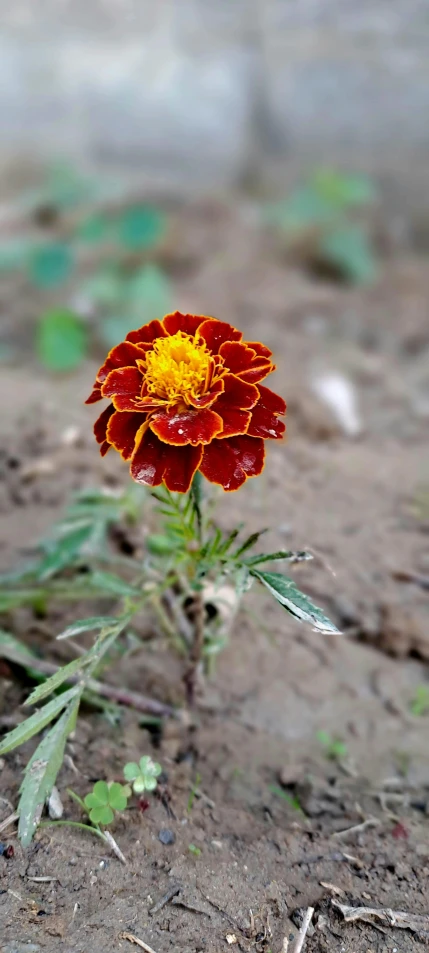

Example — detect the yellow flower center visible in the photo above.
[143,331,213,405]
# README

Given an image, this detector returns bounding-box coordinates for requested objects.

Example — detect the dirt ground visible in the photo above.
[1,200,429,952]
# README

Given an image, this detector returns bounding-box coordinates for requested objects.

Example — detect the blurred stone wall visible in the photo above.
[1,0,429,206]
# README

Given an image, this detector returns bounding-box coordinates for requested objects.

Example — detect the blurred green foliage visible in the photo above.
[266,168,378,285]
[0,164,172,372]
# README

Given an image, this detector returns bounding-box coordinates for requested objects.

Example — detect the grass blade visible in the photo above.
[18,697,80,846]
[24,654,91,706]
[56,616,118,641]
[0,685,79,756]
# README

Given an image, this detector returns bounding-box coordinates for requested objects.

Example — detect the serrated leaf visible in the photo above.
[24,654,91,706]
[0,628,37,664]
[0,685,80,756]
[146,534,180,556]
[56,616,118,641]
[320,225,377,285]
[245,550,312,567]
[251,569,341,635]
[126,265,172,319]
[18,697,80,846]
[233,530,267,559]
[217,527,241,557]
[36,524,94,579]
[36,309,87,372]
[118,204,167,251]
[28,243,73,288]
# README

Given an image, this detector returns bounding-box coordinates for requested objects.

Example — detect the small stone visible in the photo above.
[158,828,175,845]
[416,843,429,858]
[279,764,302,786]
[48,786,64,820]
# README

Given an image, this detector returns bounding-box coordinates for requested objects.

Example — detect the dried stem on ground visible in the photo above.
[333,900,429,937]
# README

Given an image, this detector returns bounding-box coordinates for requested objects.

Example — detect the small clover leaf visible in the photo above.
[84,779,129,826]
[124,755,162,795]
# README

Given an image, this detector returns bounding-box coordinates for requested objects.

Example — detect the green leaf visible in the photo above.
[146,533,180,556]
[268,187,337,234]
[251,569,341,635]
[36,524,94,578]
[0,239,34,273]
[99,314,136,349]
[0,589,44,611]
[313,169,376,208]
[91,804,114,825]
[18,697,80,846]
[83,268,126,307]
[245,550,312,567]
[126,265,172,319]
[123,762,140,782]
[28,243,73,288]
[117,205,167,251]
[0,628,37,665]
[56,616,118,641]
[233,530,267,559]
[36,309,87,372]
[88,571,138,597]
[108,782,128,811]
[268,784,304,814]
[89,780,109,804]
[319,225,377,285]
[217,527,242,557]
[24,654,90,706]
[77,212,110,244]
[0,685,80,756]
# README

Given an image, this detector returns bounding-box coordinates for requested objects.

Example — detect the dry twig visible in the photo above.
[119,932,159,953]
[333,900,429,937]
[333,816,380,840]
[292,906,314,953]
[0,811,18,834]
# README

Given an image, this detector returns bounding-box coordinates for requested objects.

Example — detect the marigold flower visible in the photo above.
[86,313,286,492]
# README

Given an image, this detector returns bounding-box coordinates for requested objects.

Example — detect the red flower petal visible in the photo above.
[246,341,272,359]
[214,373,259,410]
[197,319,242,354]
[94,404,115,456]
[126,319,167,346]
[187,378,225,408]
[131,430,203,492]
[162,312,206,337]
[85,383,103,405]
[107,411,148,460]
[150,407,223,446]
[247,384,286,440]
[219,341,273,384]
[200,435,265,491]
[210,374,258,438]
[97,341,149,383]
[256,384,286,416]
[215,408,251,438]
[102,366,142,399]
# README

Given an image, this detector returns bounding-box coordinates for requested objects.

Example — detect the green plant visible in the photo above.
[267,168,378,285]
[123,756,162,794]
[84,780,129,825]
[0,314,340,848]
[0,164,171,371]
[268,784,304,814]
[316,729,348,761]
[188,843,202,857]
[410,685,429,716]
